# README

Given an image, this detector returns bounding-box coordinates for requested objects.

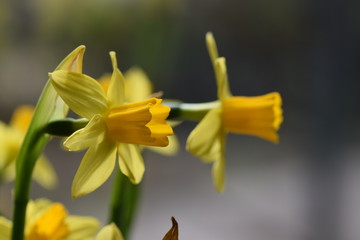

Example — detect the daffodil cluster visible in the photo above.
[1,32,282,240]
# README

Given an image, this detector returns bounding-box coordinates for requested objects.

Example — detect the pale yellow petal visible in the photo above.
[0,216,11,240]
[2,154,57,189]
[95,223,124,240]
[50,70,109,119]
[186,108,223,163]
[98,74,111,95]
[65,216,100,240]
[212,133,226,193]
[0,123,7,170]
[206,32,219,66]
[51,45,85,120]
[117,143,145,184]
[108,52,125,106]
[25,199,53,233]
[146,134,179,156]
[124,67,153,102]
[58,45,85,73]
[64,115,105,151]
[2,161,15,182]
[214,57,232,100]
[72,140,116,198]
[32,155,58,189]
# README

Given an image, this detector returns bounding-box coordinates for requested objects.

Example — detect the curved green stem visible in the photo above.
[12,91,52,240]
[12,119,50,240]
[11,46,85,240]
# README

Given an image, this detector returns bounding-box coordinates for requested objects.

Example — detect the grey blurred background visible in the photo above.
[1,0,360,239]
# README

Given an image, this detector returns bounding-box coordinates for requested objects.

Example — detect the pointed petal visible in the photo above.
[65,216,100,240]
[50,70,109,119]
[206,32,219,66]
[146,134,179,156]
[32,155,58,189]
[124,67,153,102]
[2,161,15,183]
[186,108,223,163]
[26,199,53,227]
[212,147,226,193]
[117,143,145,184]
[64,115,105,151]
[108,52,125,106]
[51,45,85,120]
[72,140,116,198]
[0,123,8,170]
[58,45,85,73]
[214,57,232,100]
[95,223,124,240]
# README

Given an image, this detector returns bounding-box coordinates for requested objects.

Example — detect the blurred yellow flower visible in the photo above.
[0,106,57,189]
[0,198,100,240]
[50,52,173,198]
[95,223,124,240]
[99,67,179,156]
[187,33,283,192]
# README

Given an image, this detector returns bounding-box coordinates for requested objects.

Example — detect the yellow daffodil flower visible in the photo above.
[99,67,179,156]
[50,52,173,198]
[95,223,124,240]
[187,33,283,192]
[0,106,57,189]
[0,198,100,240]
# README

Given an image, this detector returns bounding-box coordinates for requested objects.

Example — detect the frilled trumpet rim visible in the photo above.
[105,98,173,146]
[222,92,283,143]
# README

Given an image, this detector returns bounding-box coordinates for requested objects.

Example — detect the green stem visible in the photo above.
[108,169,140,238]
[12,127,48,240]
[166,101,220,121]
[45,118,88,136]
[11,46,84,240]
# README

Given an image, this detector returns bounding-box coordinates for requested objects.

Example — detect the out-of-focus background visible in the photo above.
[1,0,360,239]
